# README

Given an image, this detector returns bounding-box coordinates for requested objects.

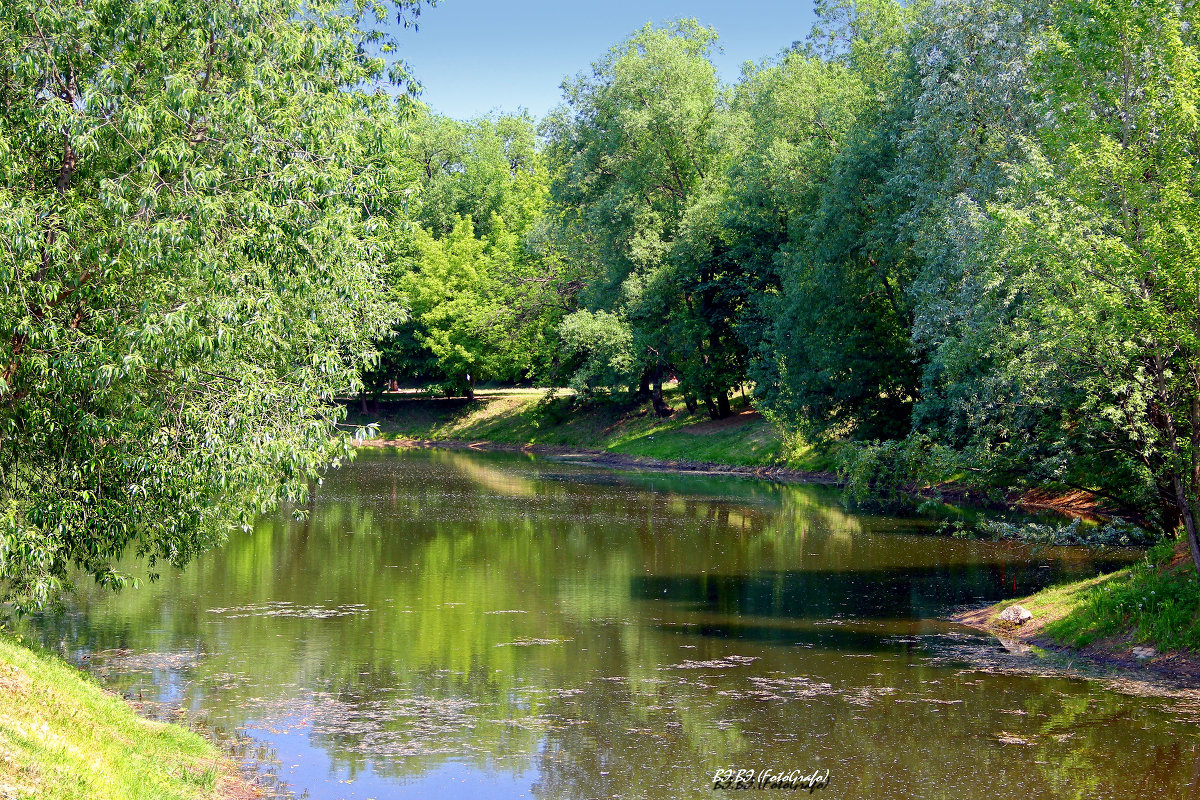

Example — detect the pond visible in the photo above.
[27,448,1200,799]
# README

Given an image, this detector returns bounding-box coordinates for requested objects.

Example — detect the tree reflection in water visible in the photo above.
[25,449,1200,800]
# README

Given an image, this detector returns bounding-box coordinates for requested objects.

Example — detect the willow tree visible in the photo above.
[0,0,422,608]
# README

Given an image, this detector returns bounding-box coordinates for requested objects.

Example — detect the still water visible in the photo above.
[27,449,1200,798]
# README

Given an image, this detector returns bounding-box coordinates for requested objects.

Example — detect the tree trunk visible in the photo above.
[465,373,475,401]
[1155,358,1200,573]
[716,392,731,419]
[703,396,719,420]
[1172,473,1200,575]
[684,395,698,414]
[359,391,368,415]
[650,366,672,418]
[638,370,651,396]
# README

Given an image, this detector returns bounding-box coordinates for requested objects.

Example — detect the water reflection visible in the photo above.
[25,449,1200,799]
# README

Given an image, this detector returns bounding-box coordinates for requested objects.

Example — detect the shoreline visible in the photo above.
[951,596,1200,685]
[357,428,1200,686]
[355,436,843,485]
[343,393,1132,520]
[0,634,260,799]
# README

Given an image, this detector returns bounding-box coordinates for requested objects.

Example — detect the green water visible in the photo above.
[28,449,1200,799]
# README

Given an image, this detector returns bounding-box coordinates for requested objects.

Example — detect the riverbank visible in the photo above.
[0,634,255,800]
[345,388,838,475]
[953,539,1200,683]
[358,436,841,485]
[343,391,1115,515]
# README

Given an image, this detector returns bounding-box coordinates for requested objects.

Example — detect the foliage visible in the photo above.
[365,111,563,397]
[0,0,421,608]
[981,0,1200,554]
[748,0,1198,553]
[838,434,971,511]
[556,310,637,398]
[545,20,734,416]
[974,517,1153,548]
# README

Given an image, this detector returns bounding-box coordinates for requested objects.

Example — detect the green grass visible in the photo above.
[983,537,1200,653]
[1042,538,1200,651]
[347,388,836,472]
[0,634,247,800]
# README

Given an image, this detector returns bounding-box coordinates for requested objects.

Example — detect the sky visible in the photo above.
[388,1,820,121]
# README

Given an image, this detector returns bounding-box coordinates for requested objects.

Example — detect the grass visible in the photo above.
[980,537,1200,653]
[1042,538,1200,651]
[345,387,836,472]
[0,634,249,800]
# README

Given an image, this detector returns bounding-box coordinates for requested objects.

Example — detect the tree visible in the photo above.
[0,0,422,609]
[744,3,918,440]
[363,111,561,399]
[986,0,1200,562]
[546,19,729,416]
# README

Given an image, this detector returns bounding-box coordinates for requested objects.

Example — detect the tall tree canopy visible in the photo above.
[362,110,560,399]
[0,0,422,608]
[546,20,734,417]
[983,0,1200,560]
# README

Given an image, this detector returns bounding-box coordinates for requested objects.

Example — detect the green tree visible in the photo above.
[986,0,1200,561]
[0,0,422,608]
[546,19,730,416]
[363,111,560,399]
[747,2,918,440]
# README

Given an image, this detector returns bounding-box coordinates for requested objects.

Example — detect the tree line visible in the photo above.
[3,0,1199,609]
[385,0,1200,566]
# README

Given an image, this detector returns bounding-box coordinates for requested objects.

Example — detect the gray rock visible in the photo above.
[1131,646,1156,660]
[997,605,1033,625]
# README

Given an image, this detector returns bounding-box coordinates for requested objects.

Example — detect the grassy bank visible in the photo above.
[0,635,252,800]
[345,388,835,472]
[958,538,1200,668]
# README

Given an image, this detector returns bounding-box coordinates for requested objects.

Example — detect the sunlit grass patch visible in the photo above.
[350,388,835,472]
[0,635,245,800]
[1042,539,1200,651]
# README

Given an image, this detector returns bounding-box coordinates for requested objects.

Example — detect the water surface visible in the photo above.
[29,449,1200,799]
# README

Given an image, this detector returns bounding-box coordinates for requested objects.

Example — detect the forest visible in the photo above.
[3,0,1200,609]
[368,1,1200,569]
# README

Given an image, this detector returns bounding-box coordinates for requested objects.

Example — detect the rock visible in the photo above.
[1131,646,1157,660]
[997,605,1033,626]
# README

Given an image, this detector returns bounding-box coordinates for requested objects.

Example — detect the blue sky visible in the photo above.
[390,1,820,120]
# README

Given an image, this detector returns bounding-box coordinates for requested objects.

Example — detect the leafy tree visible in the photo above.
[985,0,1200,560]
[0,0,422,608]
[737,2,919,441]
[363,111,561,400]
[403,109,542,240]
[556,310,637,398]
[546,20,731,416]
